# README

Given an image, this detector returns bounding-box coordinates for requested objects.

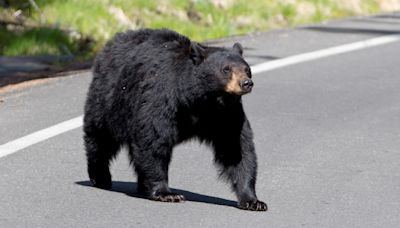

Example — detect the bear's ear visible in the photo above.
[189,42,206,65]
[233,43,243,56]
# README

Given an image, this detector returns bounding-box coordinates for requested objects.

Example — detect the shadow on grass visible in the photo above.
[245,53,280,61]
[373,14,400,20]
[351,18,400,25]
[0,25,93,86]
[0,26,91,56]
[76,180,238,208]
[304,26,400,35]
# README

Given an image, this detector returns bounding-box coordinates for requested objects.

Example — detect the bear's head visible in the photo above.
[191,43,253,96]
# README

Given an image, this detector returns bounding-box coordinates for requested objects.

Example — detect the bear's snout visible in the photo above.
[240,79,253,93]
[225,71,253,95]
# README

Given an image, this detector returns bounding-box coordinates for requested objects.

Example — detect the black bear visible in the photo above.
[83,28,267,211]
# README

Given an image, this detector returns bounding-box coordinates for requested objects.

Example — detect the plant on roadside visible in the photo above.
[0,0,398,58]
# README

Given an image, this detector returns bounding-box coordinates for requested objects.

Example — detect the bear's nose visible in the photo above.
[241,79,254,92]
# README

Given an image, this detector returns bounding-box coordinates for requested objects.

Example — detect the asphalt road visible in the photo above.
[1,13,400,228]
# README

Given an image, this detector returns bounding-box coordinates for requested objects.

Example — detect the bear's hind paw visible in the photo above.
[90,178,112,190]
[150,192,186,203]
[238,200,268,211]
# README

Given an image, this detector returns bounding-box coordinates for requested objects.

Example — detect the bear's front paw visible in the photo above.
[149,192,186,203]
[238,200,268,211]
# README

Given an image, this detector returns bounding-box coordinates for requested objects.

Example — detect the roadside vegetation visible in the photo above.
[1,0,399,59]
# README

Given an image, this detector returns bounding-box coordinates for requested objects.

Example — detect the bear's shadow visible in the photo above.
[75,181,237,208]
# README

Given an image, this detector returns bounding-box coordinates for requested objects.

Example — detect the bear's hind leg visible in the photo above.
[129,145,185,203]
[84,129,120,189]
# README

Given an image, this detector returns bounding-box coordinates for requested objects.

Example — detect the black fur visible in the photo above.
[83,28,267,211]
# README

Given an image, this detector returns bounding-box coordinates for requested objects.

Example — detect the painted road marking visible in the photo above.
[0,116,83,158]
[251,33,400,74]
[1,34,399,159]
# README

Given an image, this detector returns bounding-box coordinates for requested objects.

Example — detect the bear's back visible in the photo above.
[87,29,200,122]
[90,29,198,103]
[93,29,193,78]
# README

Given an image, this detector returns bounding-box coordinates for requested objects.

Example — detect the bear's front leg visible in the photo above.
[213,119,267,211]
[130,145,185,203]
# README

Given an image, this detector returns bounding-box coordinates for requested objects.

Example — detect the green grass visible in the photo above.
[0,27,78,56]
[0,0,395,58]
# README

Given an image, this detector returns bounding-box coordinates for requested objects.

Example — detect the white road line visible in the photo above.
[0,33,399,159]
[251,33,400,74]
[0,116,83,158]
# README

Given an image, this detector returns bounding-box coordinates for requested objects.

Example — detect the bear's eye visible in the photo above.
[222,66,231,74]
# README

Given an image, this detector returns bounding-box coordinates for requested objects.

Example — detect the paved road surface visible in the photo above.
[1,13,400,227]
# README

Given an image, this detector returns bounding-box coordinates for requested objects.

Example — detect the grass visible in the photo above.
[0,0,398,58]
[0,27,77,56]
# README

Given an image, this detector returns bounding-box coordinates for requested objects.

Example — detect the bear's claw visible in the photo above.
[238,200,268,211]
[150,192,186,203]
